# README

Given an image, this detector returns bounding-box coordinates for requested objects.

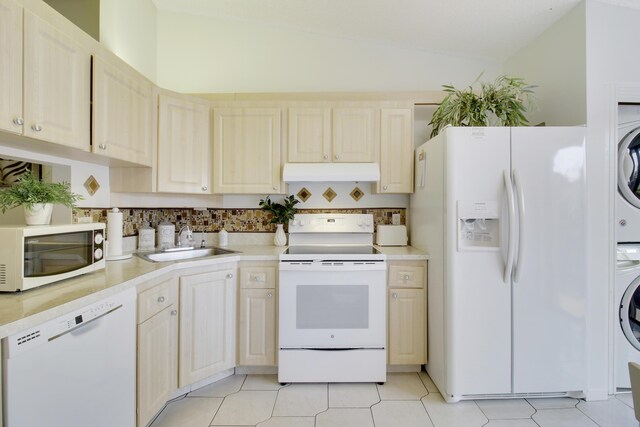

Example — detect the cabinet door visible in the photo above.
[179,269,236,387]
[0,0,22,135]
[332,107,377,162]
[288,107,331,162]
[137,305,178,427]
[158,94,211,194]
[213,108,282,194]
[23,10,90,150]
[388,288,426,365]
[378,108,413,193]
[238,289,276,366]
[92,57,153,166]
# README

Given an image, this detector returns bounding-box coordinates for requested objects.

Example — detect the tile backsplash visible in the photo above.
[74,208,406,237]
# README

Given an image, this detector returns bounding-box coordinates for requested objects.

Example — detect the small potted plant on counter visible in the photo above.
[0,170,82,225]
[259,194,299,246]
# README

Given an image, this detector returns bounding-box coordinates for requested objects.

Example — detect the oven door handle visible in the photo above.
[279,261,387,272]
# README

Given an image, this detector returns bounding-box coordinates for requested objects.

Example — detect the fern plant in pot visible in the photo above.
[0,171,82,225]
[429,75,535,138]
[259,195,300,246]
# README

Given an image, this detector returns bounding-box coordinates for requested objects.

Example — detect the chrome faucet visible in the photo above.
[177,225,194,247]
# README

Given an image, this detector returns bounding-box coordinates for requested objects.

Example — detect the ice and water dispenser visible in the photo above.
[457,201,500,250]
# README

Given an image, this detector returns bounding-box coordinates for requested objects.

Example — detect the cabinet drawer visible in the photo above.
[388,264,425,289]
[240,266,277,289]
[138,277,177,323]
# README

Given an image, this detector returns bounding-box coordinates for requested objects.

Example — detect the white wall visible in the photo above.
[155,10,502,93]
[504,3,586,127]
[100,0,157,83]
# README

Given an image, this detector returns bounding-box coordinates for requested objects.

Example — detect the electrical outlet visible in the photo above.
[392,213,401,225]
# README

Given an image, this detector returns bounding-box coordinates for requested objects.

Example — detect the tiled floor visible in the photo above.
[150,373,638,427]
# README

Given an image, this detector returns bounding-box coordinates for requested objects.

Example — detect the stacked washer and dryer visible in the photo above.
[615,104,640,391]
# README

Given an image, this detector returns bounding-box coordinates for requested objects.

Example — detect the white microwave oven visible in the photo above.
[0,223,106,292]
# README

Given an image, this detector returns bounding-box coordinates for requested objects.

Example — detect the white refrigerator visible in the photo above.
[410,127,587,402]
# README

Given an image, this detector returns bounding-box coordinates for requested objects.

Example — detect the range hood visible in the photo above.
[282,163,380,182]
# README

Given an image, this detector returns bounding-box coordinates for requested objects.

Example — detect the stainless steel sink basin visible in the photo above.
[136,247,238,263]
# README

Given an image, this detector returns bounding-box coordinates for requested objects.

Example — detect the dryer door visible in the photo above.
[618,127,640,208]
[621,275,640,351]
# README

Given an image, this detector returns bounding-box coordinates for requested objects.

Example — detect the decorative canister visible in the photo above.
[157,219,175,249]
[138,221,155,250]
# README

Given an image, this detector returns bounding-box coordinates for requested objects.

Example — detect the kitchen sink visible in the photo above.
[136,247,239,263]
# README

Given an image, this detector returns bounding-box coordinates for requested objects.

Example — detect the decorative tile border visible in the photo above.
[74,208,406,237]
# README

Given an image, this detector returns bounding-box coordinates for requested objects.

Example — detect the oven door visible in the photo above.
[279,261,386,348]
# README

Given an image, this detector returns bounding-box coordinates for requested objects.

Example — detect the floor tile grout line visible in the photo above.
[574,402,605,427]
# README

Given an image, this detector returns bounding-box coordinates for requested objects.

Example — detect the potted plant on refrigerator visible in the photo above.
[0,170,82,225]
[429,74,536,138]
[258,194,300,246]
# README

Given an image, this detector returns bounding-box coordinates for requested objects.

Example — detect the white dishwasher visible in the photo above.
[2,287,136,427]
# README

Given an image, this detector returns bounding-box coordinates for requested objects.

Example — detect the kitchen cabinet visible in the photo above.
[92,56,154,166]
[213,107,283,194]
[0,0,22,135]
[179,268,236,387]
[137,276,179,427]
[287,106,378,163]
[158,92,211,194]
[387,261,427,365]
[238,263,277,366]
[376,108,414,193]
[23,9,90,150]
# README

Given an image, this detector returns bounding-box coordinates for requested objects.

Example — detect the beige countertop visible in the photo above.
[0,244,427,338]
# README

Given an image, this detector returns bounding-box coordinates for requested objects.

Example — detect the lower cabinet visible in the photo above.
[179,268,236,387]
[237,262,278,366]
[136,276,179,427]
[387,261,427,365]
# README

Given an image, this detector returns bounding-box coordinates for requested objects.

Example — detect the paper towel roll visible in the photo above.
[107,207,123,257]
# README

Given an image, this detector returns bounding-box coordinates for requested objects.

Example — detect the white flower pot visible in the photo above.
[24,203,53,225]
[274,223,287,247]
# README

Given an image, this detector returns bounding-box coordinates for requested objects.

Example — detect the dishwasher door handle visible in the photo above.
[48,304,123,342]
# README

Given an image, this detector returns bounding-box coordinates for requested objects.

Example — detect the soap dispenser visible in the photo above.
[218,227,228,247]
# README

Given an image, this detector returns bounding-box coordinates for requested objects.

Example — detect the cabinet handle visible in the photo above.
[227,273,233,279]
[98,144,107,150]
[334,154,340,160]
[13,117,23,126]
[267,292,273,298]
[392,293,398,299]
[202,186,208,191]
[171,309,178,316]
[157,296,165,303]
[31,124,42,132]
[323,154,328,160]
[383,185,388,191]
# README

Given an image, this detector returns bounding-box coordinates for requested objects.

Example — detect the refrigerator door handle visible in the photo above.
[503,170,516,283]
[513,169,525,283]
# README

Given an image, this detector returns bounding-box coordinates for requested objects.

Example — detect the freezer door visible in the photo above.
[444,127,512,396]
[511,127,587,394]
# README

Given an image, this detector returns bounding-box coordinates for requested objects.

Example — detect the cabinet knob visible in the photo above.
[383,185,388,191]
[227,273,233,279]
[334,154,340,160]
[31,124,42,132]
[267,292,273,298]
[323,154,328,160]
[273,186,277,191]
[202,186,208,191]
[392,293,398,299]
[157,296,165,303]
[13,117,23,126]
[403,274,410,280]
[99,144,107,150]
[171,309,178,316]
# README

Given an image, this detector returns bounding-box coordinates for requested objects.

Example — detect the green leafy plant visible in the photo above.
[0,170,82,213]
[258,195,300,226]
[429,75,536,138]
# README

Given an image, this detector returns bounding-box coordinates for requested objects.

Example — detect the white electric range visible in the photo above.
[278,213,387,384]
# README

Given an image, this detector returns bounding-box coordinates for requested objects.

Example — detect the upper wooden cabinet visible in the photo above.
[287,106,378,163]
[157,93,211,194]
[377,108,414,193]
[23,10,90,150]
[0,0,22,135]
[92,56,153,166]
[213,107,283,194]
